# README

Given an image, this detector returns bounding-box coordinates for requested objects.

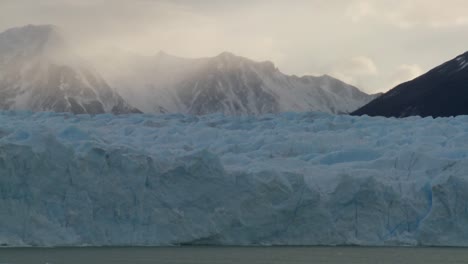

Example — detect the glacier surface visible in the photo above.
[1,111,468,247]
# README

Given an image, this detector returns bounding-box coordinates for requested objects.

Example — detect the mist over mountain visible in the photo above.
[0,25,140,114]
[0,24,377,116]
[353,51,468,118]
[98,50,378,115]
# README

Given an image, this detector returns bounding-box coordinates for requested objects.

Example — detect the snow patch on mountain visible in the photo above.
[100,51,377,115]
[0,25,139,114]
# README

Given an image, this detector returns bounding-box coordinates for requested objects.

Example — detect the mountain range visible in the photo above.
[99,50,379,115]
[0,24,378,115]
[4,24,468,118]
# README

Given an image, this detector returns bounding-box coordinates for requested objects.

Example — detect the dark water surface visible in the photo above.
[1,246,468,264]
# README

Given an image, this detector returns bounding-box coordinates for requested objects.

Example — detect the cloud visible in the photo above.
[388,64,424,88]
[0,0,293,62]
[347,0,468,28]
[334,56,378,76]
[329,56,378,91]
[346,1,376,23]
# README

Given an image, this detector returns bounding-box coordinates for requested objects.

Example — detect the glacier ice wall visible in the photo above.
[1,111,468,246]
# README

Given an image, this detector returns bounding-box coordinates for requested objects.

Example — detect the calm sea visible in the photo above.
[1,246,467,264]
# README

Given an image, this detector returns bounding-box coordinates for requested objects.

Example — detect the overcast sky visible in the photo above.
[2,0,468,93]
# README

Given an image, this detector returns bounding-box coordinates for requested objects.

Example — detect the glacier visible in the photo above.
[1,111,468,247]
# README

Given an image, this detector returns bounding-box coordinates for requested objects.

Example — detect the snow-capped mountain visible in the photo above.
[100,51,378,115]
[0,24,376,116]
[0,25,140,114]
[353,51,468,118]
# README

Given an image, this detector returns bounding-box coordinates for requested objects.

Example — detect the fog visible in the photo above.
[2,0,468,93]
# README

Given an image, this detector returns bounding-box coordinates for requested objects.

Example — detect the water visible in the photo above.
[1,247,468,264]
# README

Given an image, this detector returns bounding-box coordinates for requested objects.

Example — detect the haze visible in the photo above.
[2,0,468,93]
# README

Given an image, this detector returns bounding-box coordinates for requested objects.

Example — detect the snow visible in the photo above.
[459,59,468,71]
[99,51,376,115]
[0,25,138,115]
[1,111,468,247]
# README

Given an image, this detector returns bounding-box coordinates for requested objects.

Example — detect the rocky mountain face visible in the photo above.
[353,51,468,118]
[0,24,377,116]
[100,51,378,115]
[0,25,140,114]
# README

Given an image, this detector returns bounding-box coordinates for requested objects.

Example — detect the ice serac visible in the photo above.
[1,112,468,247]
[0,25,140,114]
[100,51,377,115]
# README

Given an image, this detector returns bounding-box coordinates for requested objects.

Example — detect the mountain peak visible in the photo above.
[216,51,237,59]
[0,24,67,58]
[0,24,140,114]
[20,24,60,33]
[156,50,171,57]
[214,52,243,64]
[2,24,63,41]
[213,51,277,72]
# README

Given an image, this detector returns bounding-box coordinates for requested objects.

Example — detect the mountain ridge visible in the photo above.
[100,49,377,115]
[0,24,378,116]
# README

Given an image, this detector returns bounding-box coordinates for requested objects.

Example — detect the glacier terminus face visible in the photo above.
[1,111,468,247]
